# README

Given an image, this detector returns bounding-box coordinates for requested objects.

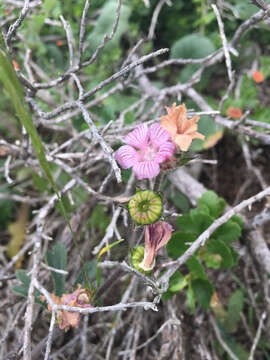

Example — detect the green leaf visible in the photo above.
[15,269,31,287]
[216,322,250,359]
[206,239,234,269]
[162,270,188,300]
[97,239,124,260]
[75,260,97,288]
[171,34,215,60]
[46,243,67,297]
[190,210,214,234]
[260,56,270,79]
[12,270,45,307]
[88,205,110,234]
[0,33,57,193]
[229,246,239,267]
[166,231,195,260]
[186,256,207,279]
[198,191,226,218]
[192,278,214,310]
[213,220,242,244]
[203,253,221,269]
[122,168,132,183]
[225,289,244,333]
[189,115,222,152]
[175,215,195,233]
[168,190,190,213]
[86,1,131,55]
[175,211,214,236]
[169,275,188,293]
[231,214,244,228]
[234,2,257,19]
[32,173,50,193]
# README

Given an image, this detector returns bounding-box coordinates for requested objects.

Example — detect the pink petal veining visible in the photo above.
[155,142,175,163]
[124,124,148,149]
[133,161,160,180]
[115,123,175,180]
[149,123,171,146]
[115,145,139,169]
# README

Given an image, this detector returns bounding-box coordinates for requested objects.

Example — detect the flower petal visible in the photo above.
[155,141,175,163]
[115,145,139,169]
[181,115,199,133]
[149,123,171,146]
[183,122,198,135]
[193,132,205,140]
[140,225,156,270]
[174,134,193,151]
[155,221,173,252]
[124,124,149,149]
[133,161,160,180]
[139,221,173,271]
[161,118,178,137]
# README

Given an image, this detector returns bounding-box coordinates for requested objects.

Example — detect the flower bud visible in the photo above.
[128,190,163,225]
[130,246,152,274]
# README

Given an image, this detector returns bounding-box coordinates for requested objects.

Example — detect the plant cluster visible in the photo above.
[1,0,270,359]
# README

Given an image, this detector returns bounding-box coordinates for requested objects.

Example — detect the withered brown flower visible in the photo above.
[45,284,93,332]
[139,221,173,271]
[161,103,205,151]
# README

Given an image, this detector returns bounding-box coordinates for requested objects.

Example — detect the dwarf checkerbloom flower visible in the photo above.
[115,123,175,180]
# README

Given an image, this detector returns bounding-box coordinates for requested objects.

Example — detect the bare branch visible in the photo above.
[6,0,30,47]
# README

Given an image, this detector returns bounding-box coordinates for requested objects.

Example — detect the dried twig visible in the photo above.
[212,4,233,83]
[248,311,267,360]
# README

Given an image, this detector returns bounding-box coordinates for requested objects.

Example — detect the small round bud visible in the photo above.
[128,190,163,225]
[130,246,152,274]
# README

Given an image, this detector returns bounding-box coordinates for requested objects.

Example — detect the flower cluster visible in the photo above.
[115,103,204,180]
[114,103,204,271]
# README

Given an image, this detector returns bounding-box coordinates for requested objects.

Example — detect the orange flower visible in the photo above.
[252,71,264,83]
[226,106,243,119]
[56,40,63,46]
[12,59,19,71]
[44,285,93,332]
[161,103,205,151]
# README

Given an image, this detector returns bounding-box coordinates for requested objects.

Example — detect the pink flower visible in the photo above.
[139,221,173,271]
[115,123,175,180]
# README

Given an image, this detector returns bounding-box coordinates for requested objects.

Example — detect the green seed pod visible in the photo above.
[128,190,163,225]
[130,246,151,274]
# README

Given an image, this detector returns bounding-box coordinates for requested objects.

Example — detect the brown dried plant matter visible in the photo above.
[161,103,205,151]
[43,285,93,332]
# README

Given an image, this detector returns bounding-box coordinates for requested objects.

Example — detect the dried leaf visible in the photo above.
[6,203,29,268]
